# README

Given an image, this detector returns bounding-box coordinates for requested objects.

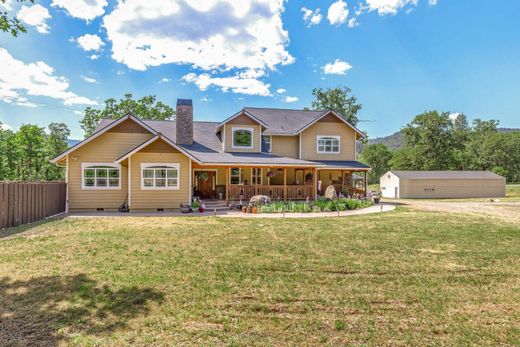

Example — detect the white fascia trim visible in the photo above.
[188,159,192,203]
[316,135,341,154]
[81,162,122,190]
[200,162,323,168]
[128,156,132,207]
[140,162,181,190]
[51,115,157,164]
[231,127,254,149]
[296,110,365,139]
[65,155,69,213]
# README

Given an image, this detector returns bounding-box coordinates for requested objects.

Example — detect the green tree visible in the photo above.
[310,86,362,126]
[80,93,175,137]
[0,122,16,180]
[42,122,70,180]
[400,111,455,170]
[359,144,393,184]
[14,124,46,180]
[1,0,33,37]
[451,113,470,170]
[463,119,499,171]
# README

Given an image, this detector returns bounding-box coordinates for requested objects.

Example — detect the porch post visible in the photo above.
[364,170,368,197]
[314,168,318,200]
[226,167,230,202]
[283,167,287,201]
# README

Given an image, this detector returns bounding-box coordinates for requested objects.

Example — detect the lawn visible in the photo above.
[1,209,519,346]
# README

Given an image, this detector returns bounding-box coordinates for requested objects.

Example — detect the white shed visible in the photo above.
[380,171,506,199]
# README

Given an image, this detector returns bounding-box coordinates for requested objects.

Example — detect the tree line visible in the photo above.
[0,122,69,181]
[360,111,520,184]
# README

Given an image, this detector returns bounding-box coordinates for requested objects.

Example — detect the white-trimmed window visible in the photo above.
[232,127,254,148]
[251,168,262,185]
[230,168,243,184]
[141,163,180,190]
[82,163,121,190]
[261,135,271,153]
[317,136,340,153]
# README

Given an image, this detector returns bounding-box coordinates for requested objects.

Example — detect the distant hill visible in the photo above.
[365,127,519,152]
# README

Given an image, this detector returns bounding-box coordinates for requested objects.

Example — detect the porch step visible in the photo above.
[200,200,229,210]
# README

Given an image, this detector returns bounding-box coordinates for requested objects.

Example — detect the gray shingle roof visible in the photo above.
[243,107,325,135]
[94,115,368,168]
[314,161,370,169]
[390,171,505,180]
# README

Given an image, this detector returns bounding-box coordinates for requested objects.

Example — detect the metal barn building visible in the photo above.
[380,171,506,199]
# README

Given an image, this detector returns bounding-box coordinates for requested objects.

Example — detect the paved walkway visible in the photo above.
[67,202,396,219]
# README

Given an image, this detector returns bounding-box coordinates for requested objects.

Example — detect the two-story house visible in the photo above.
[52,99,370,211]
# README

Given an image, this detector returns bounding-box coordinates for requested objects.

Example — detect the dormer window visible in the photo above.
[317,135,340,153]
[232,127,253,149]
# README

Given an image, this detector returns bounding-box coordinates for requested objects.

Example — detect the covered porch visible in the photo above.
[192,164,369,202]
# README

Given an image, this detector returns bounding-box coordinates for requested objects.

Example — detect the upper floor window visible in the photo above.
[317,136,340,154]
[232,127,253,149]
[261,135,271,153]
[141,163,180,190]
[82,163,121,190]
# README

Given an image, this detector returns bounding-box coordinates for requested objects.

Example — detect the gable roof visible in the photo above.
[389,171,505,180]
[217,109,268,128]
[115,134,201,164]
[51,114,157,164]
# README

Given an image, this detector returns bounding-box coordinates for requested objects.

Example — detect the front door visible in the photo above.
[195,171,216,199]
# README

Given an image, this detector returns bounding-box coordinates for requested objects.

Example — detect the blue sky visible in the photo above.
[1,0,519,140]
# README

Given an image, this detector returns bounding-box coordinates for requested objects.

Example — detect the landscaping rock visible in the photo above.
[249,195,271,206]
[324,185,337,200]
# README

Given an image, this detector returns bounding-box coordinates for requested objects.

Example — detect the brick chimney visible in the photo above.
[176,99,193,145]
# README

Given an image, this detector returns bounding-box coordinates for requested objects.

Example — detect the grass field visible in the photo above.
[1,209,519,346]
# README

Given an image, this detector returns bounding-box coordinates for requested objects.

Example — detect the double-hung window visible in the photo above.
[317,136,340,154]
[251,168,262,185]
[141,163,180,190]
[232,127,254,149]
[230,168,243,184]
[261,135,271,153]
[82,163,121,189]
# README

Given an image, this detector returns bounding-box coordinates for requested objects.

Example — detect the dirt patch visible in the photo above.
[396,200,520,223]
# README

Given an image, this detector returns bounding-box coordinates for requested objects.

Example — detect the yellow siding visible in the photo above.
[271,136,299,158]
[68,131,153,211]
[130,151,190,210]
[300,119,356,161]
[224,123,261,152]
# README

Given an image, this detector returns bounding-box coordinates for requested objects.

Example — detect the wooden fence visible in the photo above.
[0,182,66,229]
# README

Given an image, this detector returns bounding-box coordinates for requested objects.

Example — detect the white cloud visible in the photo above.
[429,0,438,5]
[364,0,419,16]
[0,0,12,11]
[301,7,322,27]
[51,0,107,21]
[276,88,286,94]
[73,110,83,116]
[89,54,100,60]
[0,47,97,107]
[159,78,171,83]
[201,96,212,102]
[80,75,97,84]
[76,34,105,52]
[182,72,271,96]
[284,96,298,103]
[322,59,352,75]
[328,0,349,25]
[103,0,293,96]
[0,122,12,130]
[348,17,359,28]
[17,4,51,34]
[449,112,461,121]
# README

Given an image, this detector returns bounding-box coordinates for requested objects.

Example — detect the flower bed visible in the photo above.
[259,198,374,213]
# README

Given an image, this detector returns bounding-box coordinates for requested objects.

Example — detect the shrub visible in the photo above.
[258,198,373,213]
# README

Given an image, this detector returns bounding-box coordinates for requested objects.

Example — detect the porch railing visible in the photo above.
[227,185,314,201]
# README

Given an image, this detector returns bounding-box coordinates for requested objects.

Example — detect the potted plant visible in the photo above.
[246,204,252,213]
[199,202,206,213]
[242,206,247,213]
[191,199,201,211]
[373,193,381,204]
[252,205,258,214]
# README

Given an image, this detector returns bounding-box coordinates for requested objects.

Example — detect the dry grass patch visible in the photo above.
[1,209,519,346]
